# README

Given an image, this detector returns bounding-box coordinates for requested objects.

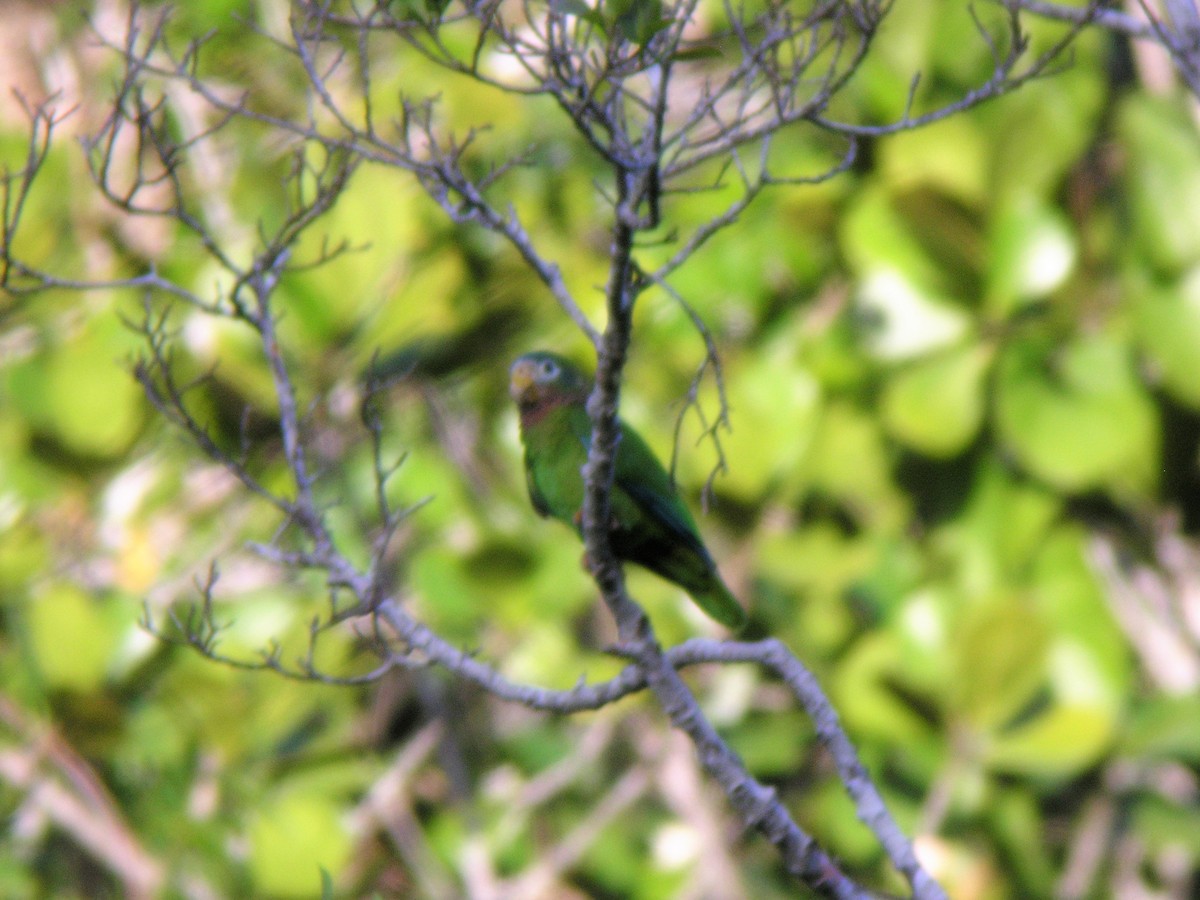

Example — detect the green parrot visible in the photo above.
[509,351,746,630]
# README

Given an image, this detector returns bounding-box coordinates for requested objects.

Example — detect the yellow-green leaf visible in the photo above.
[995,334,1158,493]
[881,343,991,457]
[250,794,352,898]
[27,583,118,692]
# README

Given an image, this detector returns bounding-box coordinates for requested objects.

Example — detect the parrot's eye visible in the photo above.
[539,359,559,379]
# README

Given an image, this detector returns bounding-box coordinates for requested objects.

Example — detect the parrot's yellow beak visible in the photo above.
[509,358,537,399]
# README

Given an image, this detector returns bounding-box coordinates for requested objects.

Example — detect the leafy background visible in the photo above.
[2,0,1200,897]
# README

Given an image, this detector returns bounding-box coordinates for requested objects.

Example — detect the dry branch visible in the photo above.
[0,1,1132,895]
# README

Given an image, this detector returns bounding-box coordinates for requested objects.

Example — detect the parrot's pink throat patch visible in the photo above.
[518,395,570,428]
[518,387,587,428]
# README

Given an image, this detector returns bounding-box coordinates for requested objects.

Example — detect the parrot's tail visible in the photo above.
[688,576,747,631]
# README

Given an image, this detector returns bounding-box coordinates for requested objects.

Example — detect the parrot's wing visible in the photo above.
[524,460,551,517]
[566,408,712,561]
[617,475,714,563]
[613,425,714,565]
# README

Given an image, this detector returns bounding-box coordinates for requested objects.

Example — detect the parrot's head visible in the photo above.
[509,352,589,411]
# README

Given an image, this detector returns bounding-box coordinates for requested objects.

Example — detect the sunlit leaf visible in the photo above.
[250,794,353,897]
[1118,94,1200,273]
[987,195,1077,315]
[983,705,1113,776]
[719,345,821,500]
[949,599,1049,731]
[835,632,940,744]
[881,342,991,456]
[1133,271,1200,409]
[27,583,121,692]
[995,334,1158,493]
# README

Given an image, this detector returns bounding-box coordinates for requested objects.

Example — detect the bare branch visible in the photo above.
[1,0,1125,894]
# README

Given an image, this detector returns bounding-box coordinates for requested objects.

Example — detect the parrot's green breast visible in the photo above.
[522,402,588,523]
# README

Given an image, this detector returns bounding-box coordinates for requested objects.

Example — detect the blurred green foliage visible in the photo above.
[2,0,1200,897]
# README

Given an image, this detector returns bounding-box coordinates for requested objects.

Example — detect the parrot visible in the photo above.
[509,351,746,630]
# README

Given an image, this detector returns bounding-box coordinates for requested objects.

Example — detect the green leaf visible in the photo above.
[835,632,939,744]
[8,316,144,459]
[949,599,1049,731]
[941,458,1061,583]
[963,532,1127,778]
[390,0,453,20]
[719,346,821,500]
[1133,272,1200,409]
[723,712,812,777]
[27,583,121,692]
[672,44,722,61]
[995,334,1158,493]
[806,402,907,530]
[0,522,50,595]
[881,343,991,457]
[986,789,1058,893]
[608,0,670,44]
[985,69,1105,203]
[1132,795,1200,857]
[841,188,972,359]
[250,794,352,897]
[1122,695,1200,764]
[987,194,1077,316]
[983,705,1113,776]
[1118,93,1200,273]
[411,545,486,638]
[854,268,971,361]
[549,0,607,28]
[841,185,948,292]
[1031,527,1131,697]
[803,780,891,865]
[879,115,987,205]
[847,0,937,120]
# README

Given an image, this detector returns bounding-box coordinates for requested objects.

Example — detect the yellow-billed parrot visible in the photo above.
[510,351,746,630]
